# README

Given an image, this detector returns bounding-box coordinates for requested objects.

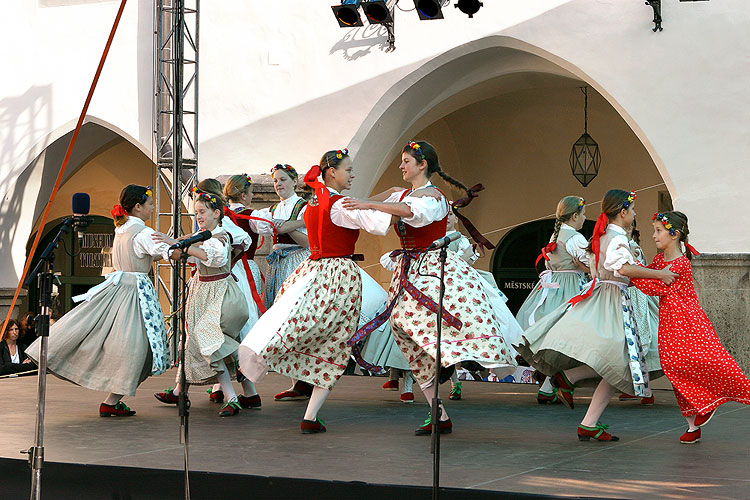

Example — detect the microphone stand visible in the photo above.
[430,244,448,500]
[174,248,191,500]
[23,218,72,500]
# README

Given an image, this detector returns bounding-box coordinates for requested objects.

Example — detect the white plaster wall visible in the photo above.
[1,0,748,288]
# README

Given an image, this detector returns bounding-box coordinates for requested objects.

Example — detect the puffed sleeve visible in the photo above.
[629,240,647,266]
[603,234,636,277]
[330,198,391,235]
[133,227,171,261]
[399,195,449,228]
[455,236,478,264]
[380,251,398,272]
[565,232,590,266]
[198,237,229,268]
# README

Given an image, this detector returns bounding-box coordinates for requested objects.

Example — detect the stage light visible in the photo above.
[332,0,364,28]
[413,0,444,20]
[455,0,482,18]
[362,0,393,24]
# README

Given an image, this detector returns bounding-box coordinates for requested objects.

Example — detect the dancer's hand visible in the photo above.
[341,198,370,211]
[657,266,678,285]
[152,232,177,246]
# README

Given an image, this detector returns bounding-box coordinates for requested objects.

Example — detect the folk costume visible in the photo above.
[27,215,170,416]
[632,254,750,421]
[238,167,390,432]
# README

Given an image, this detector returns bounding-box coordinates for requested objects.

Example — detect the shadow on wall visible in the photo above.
[330,25,393,61]
[0,85,54,276]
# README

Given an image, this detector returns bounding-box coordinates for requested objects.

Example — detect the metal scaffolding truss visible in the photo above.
[154,0,199,355]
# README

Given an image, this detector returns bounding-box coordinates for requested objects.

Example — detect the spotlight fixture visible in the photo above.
[455,0,482,18]
[362,0,393,24]
[413,0,445,20]
[332,0,364,28]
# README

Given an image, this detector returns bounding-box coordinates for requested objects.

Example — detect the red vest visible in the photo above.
[305,194,360,259]
[231,207,260,260]
[395,189,448,250]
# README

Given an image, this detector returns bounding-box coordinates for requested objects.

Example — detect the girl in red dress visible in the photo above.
[631,211,750,444]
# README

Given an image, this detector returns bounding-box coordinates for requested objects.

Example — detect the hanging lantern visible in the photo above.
[569,87,601,187]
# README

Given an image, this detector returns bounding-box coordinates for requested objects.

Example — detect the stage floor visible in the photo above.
[2,372,749,499]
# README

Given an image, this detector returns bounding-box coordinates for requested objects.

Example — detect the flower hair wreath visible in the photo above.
[577,197,585,210]
[270,164,297,177]
[242,173,252,187]
[407,141,425,162]
[652,212,676,236]
[335,148,349,160]
[622,191,636,209]
[141,186,153,203]
[192,186,218,205]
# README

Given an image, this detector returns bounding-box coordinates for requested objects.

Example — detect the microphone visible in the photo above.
[427,232,461,250]
[71,193,91,247]
[169,230,213,250]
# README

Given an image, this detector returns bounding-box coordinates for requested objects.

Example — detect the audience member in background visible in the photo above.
[1,319,35,376]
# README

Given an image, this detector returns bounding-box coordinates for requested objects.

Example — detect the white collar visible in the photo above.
[278,194,300,206]
[607,223,627,235]
[115,216,146,233]
[229,202,246,212]
[561,223,577,232]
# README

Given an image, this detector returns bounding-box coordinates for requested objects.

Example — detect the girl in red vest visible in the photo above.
[342,141,519,435]
[238,149,391,433]
[631,211,750,444]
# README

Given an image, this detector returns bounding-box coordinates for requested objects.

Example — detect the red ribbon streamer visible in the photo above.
[303,165,330,257]
[111,204,127,218]
[568,212,609,307]
[223,207,267,314]
[534,241,558,269]
[685,243,700,256]
[451,184,496,253]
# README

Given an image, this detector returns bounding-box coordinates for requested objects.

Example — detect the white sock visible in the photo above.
[403,371,415,394]
[580,379,615,427]
[539,377,555,394]
[303,386,330,421]
[241,379,257,397]
[212,383,221,393]
[685,415,699,432]
[215,360,237,402]
[173,382,189,396]
[450,371,458,388]
[419,378,449,421]
[288,377,298,391]
[103,393,123,406]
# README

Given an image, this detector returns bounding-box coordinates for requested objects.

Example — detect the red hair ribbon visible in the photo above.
[304,165,330,256]
[534,242,558,269]
[568,211,609,307]
[451,184,496,253]
[111,204,127,218]
[685,243,700,256]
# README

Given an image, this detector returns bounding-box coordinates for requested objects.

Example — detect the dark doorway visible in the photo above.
[491,219,595,314]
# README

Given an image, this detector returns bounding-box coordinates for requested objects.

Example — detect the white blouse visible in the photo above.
[118,217,171,261]
[194,226,231,268]
[447,230,478,265]
[380,251,398,272]
[385,187,449,228]
[10,349,20,364]
[561,223,590,266]
[328,188,391,235]
[603,224,636,277]
[221,216,252,252]
[255,194,308,236]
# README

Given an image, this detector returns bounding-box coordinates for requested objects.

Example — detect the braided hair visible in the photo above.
[113,185,151,227]
[658,211,694,260]
[402,141,471,199]
[585,189,633,254]
[551,196,585,245]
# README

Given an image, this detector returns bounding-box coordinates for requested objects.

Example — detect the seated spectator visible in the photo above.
[1,319,35,377]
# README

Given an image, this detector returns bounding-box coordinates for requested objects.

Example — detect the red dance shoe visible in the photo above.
[207,388,224,404]
[694,410,715,428]
[680,428,701,444]
[640,395,655,406]
[275,381,313,401]
[551,372,575,410]
[301,418,327,434]
[400,392,415,403]
[537,390,559,405]
[99,401,136,417]
[618,393,637,401]
[154,387,182,405]
[415,414,453,436]
[577,423,619,442]
[382,380,399,391]
[218,400,241,417]
[238,394,262,409]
